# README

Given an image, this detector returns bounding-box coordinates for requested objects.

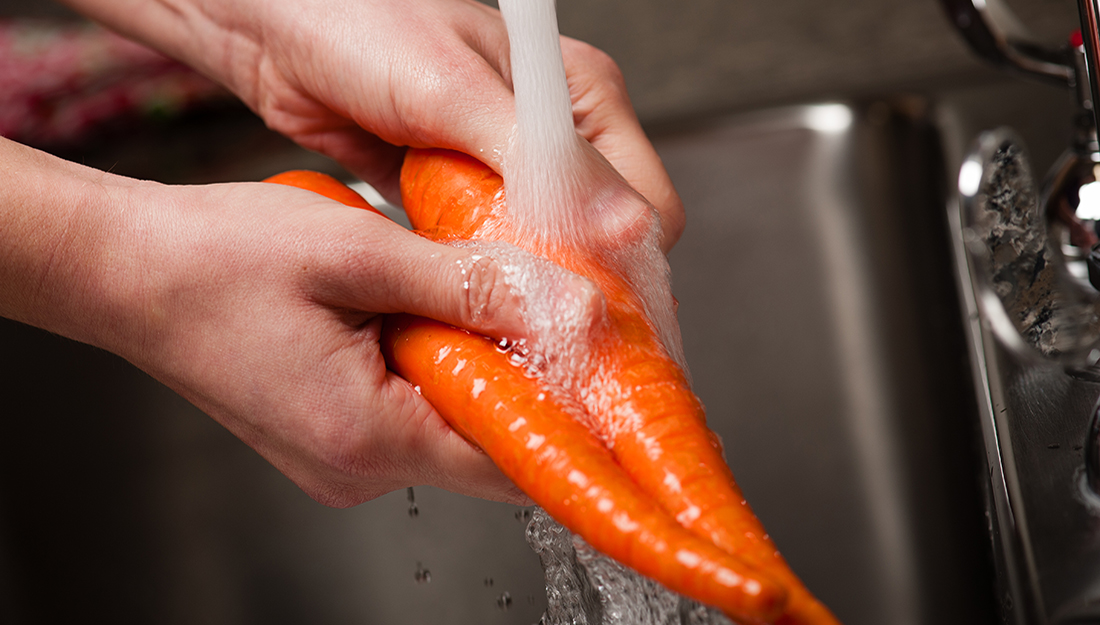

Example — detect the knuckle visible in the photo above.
[565,39,627,89]
[463,254,509,326]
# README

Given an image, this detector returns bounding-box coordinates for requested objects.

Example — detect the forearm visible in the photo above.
[0,136,151,354]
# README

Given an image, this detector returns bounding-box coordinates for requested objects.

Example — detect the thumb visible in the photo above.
[332,223,604,346]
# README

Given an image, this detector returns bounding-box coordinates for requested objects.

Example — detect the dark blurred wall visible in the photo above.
[1,0,1081,123]
[492,0,1078,123]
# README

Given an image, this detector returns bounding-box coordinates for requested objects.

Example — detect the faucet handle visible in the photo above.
[941,0,1075,86]
[959,129,1100,370]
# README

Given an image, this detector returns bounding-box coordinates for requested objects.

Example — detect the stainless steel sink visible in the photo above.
[0,95,1021,624]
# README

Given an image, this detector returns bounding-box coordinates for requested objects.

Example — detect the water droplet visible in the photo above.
[407,487,419,517]
[484,577,494,587]
[413,385,422,395]
[414,562,431,584]
[496,591,512,610]
[515,508,532,523]
[408,503,419,518]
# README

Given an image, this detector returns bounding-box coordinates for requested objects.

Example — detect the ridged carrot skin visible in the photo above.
[263,168,787,623]
[398,148,840,625]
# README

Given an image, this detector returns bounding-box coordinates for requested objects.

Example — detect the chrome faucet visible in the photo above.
[947,0,1100,513]
[949,0,1100,369]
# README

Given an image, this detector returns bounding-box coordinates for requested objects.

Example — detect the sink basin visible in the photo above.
[0,98,1000,624]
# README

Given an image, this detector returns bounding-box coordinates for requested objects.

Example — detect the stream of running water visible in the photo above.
[494,1,725,624]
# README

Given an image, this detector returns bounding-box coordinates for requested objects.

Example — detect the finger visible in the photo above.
[560,38,685,252]
[290,122,409,204]
[336,3,517,176]
[315,218,605,348]
[384,369,533,506]
[249,313,530,508]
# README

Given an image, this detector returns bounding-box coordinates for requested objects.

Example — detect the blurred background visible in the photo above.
[0,0,1088,624]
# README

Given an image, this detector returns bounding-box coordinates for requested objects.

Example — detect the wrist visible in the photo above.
[0,138,160,359]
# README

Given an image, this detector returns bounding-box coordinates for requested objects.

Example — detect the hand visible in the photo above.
[133,180,602,506]
[59,0,685,250]
[1,138,604,506]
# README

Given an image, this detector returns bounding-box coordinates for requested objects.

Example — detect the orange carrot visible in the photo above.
[398,149,840,625]
[263,168,786,622]
[265,170,386,217]
[385,314,785,623]
[263,156,837,624]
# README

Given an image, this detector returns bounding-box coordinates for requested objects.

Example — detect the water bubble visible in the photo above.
[407,487,419,518]
[414,562,431,584]
[484,577,494,587]
[496,591,512,610]
[515,508,533,523]
[408,503,419,518]
[526,507,725,625]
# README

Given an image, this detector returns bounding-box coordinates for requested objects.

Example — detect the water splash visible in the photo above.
[407,487,419,518]
[414,562,431,584]
[526,508,732,625]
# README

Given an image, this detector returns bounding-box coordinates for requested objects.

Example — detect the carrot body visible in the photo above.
[384,314,784,623]
[399,149,840,625]
[262,154,837,624]
[265,170,387,217]
[263,167,785,622]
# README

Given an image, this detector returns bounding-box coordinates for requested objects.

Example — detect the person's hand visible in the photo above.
[0,139,606,506]
[59,0,685,251]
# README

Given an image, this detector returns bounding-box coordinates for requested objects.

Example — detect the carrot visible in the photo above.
[265,170,386,217]
[384,314,785,623]
[262,157,835,624]
[264,168,786,622]
[398,148,841,625]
